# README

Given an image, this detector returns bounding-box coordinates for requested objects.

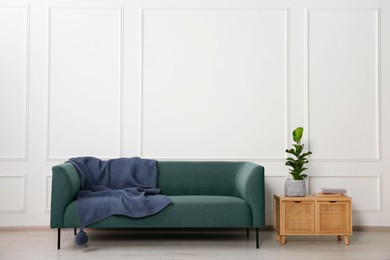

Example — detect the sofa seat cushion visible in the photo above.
[63,195,252,228]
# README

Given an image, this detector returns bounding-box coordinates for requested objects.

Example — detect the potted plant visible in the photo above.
[285,127,312,197]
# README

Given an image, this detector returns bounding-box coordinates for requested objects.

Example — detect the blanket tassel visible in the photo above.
[75,228,88,246]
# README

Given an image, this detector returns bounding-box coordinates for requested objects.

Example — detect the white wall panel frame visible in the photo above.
[304,8,381,162]
[0,174,27,213]
[139,8,290,161]
[310,173,382,213]
[266,172,381,216]
[44,175,52,212]
[46,6,124,161]
[0,5,30,161]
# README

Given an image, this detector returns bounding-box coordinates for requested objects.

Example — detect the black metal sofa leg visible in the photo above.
[57,228,61,250]
[256,228,259,249]
[57,228,77,249]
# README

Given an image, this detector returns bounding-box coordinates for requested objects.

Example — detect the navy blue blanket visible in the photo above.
[68,157,172,228]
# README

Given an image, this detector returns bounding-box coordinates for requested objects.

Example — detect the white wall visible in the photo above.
[0,0,389,227]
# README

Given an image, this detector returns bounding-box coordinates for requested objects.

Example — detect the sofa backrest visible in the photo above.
[156,161,243,196]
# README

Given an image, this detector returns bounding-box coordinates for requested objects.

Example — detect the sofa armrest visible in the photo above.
[50,163,80,228]
[235,163,265,227]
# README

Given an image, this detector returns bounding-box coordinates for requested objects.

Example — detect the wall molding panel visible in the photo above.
[0,5,30,160]
[46,6,124,161]
[304,9,381,162]
[139,8,289,161]
[0,174,27,213]
[310,173,382,213]
[44,175,52,212]
[266,173,382,213]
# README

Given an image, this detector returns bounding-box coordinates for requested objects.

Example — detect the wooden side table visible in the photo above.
[273,194,352,245]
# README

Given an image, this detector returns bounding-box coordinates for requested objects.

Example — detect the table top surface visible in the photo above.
[274,194,352,201]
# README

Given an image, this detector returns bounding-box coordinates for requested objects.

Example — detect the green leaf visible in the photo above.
[285,161,296,168]
[299,174,308,179]
[286,148,298,157]
[300,152,311,158]
[292,127,304,143]
[293,144,303,155]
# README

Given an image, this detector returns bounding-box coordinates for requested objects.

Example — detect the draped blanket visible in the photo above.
[68,157,172,228]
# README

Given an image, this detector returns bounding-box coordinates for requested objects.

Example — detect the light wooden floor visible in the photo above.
[1,228,389,260]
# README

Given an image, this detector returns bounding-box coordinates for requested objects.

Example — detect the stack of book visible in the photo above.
[313,188,347,197]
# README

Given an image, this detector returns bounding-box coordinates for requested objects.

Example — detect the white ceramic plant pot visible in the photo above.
[284,179,306,197]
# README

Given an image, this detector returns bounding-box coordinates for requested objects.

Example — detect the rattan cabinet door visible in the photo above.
[316,201,352,235]
[281,201,315,234]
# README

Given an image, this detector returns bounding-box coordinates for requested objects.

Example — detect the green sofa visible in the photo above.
[50,161,265,249]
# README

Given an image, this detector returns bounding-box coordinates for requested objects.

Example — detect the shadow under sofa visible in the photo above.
[50,161,265,249]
